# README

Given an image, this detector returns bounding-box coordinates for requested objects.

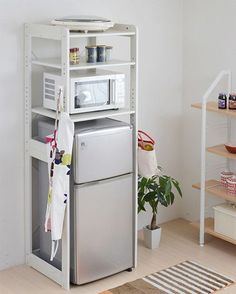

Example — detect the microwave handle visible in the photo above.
[110,79,116,104]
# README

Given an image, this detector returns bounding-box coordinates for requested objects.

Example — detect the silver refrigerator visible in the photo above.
[37,118,134,285]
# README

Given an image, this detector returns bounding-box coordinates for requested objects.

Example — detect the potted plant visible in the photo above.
[138,173,182,249]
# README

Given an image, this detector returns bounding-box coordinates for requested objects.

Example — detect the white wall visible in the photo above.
[0,0,183,269]
[182,0,236,221]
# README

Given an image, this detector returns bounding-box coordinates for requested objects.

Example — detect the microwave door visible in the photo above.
[74,80,110,109]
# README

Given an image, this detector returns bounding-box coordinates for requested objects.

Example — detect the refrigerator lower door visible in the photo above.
[71,173,134,285]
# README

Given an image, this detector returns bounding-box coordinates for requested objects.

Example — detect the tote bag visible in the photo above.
[138,130,158,178]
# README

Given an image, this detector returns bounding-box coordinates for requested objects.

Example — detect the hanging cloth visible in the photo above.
[44,88,74,261]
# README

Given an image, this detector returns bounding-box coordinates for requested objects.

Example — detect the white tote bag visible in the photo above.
[138,130,158,178]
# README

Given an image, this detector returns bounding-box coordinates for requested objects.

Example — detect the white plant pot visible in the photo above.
[143,226,162,249]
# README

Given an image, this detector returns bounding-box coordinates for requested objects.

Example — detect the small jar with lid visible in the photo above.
[97,45,106,62]
[69,48,79,65]
[105,46,113,62]
[229,93,236,110]
[85,45,97,63]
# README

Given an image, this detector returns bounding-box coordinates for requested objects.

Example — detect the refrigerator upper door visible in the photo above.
[71,174,134,285]
[74,125,133,184]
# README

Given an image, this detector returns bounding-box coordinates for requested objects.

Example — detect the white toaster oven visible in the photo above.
[43,70,125,114]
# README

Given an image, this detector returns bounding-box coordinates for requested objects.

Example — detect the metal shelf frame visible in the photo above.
[192,70,232,246]
[24,23,138,289]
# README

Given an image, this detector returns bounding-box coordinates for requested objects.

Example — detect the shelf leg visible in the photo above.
[227,71,232,171]
[61,27,70,290]
[200,99,207,245]
[24,23,33,263]
[130,30,138,268]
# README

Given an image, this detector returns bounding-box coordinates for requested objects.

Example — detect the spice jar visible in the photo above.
[85,45,97,63]
[97,45,106,62]
[229,93,236,110]
[70,48,79,65]
[105,46,113,62]
[218,93,227,109]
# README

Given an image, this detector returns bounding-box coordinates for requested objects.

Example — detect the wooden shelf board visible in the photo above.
[32,58,135,70]
[191,101,236,118]
[32,106,135,122]
[192,179,236,203]
[191,218,236,245]
[207,144,236,160]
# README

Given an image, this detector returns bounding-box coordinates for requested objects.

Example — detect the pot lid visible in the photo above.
[54,16,112,23]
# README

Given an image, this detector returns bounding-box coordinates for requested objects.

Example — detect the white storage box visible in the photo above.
[214,203,236,240]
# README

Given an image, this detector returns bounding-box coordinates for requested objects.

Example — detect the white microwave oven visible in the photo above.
[43,70,125,114]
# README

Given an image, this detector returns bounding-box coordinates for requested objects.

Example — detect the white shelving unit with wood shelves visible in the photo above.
[191,70,236,246]
[25,22,138,289]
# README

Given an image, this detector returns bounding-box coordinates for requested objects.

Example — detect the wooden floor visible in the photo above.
[1,218,236,294]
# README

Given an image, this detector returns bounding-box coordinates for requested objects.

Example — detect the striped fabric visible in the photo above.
[143,260,234,294]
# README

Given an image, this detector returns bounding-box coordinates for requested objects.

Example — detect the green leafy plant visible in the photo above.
[138,174,182,230]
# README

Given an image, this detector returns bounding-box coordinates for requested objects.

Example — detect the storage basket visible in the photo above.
[214,203,236,240]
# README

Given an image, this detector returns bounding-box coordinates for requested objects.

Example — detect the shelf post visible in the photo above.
[200,99,206,246]
[199,70,231,246]
[227,71,232,170]
[61,27,71,290]
[130,25,138,267]
[24,23,33,263]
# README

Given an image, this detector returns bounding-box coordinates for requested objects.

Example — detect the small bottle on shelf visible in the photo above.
[229,93,236,110]
[70,48,80,65]
[218,93,227,109]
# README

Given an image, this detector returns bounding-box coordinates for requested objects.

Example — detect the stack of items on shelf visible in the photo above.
[69,45,113,64]
[221,170,236,194]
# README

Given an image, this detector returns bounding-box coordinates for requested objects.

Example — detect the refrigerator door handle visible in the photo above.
[75,173,133,188]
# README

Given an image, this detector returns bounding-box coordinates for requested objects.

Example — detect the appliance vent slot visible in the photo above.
[45,78,55,84]
[45,94,54,100]
[45,83,55,90]
[45,89,54,95]
[45,78,55,101]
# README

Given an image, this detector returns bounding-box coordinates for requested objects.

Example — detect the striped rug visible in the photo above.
[102,260,235,294]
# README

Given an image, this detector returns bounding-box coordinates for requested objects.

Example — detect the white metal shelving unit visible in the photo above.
[25,23,138,289]
[191,70,236,246]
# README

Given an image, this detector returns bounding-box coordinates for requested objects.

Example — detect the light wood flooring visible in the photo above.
[1,218,236,294]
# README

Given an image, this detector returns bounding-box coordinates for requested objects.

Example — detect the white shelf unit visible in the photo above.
[191,70,235,246]
[25,23,138,289]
